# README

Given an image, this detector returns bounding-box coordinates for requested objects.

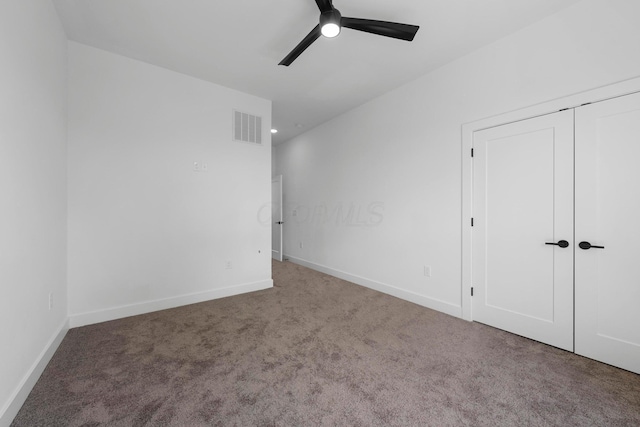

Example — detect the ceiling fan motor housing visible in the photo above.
[320,8,342,37]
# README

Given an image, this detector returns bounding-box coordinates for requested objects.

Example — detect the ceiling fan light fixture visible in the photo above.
[320,9,342,38]
[321,23,340,38]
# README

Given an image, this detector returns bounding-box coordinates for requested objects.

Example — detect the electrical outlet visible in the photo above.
[193,161,200,172]
[299,241,303,249]
[48,292,53,310]
[225,261,233,269]
[424,266,432,277]
[202,162,208,172]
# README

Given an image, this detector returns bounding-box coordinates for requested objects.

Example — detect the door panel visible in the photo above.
[473,110,574,351]
[575,92,640,373]
[271,175,283,261]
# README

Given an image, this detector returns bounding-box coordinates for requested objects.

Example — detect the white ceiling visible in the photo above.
[52,0,582,144]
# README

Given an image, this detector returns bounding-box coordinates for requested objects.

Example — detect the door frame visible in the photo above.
[461,76,640,321]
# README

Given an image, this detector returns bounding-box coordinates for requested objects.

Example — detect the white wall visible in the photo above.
[272,147,278,178]
[274,0,640,317]
[0,0,68,424]
[67,42,273,326]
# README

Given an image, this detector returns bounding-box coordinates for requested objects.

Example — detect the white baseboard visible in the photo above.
[286,256,462,318]
[69,279,273,328]
[0,319,69,427]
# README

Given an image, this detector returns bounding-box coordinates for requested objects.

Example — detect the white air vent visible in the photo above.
[233,110,262,144]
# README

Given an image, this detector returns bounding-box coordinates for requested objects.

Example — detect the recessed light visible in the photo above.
[271,129,278,134]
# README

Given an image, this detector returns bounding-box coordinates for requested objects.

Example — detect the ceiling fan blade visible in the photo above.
[341,17,419,41]
[314,0,333,13]
[279,25,321,66]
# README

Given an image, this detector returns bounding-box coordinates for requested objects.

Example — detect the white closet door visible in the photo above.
[272,175,283,262]
[472,110,574,351]
[575,92,640,374]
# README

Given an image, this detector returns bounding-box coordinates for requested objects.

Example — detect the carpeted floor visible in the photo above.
[12,260,640,426]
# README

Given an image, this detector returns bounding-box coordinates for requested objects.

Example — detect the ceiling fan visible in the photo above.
[279,0,420,66]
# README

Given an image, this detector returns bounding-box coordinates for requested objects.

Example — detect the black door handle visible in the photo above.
[579,241,604,250]
[276,221,284,225]
[545,240,569,248]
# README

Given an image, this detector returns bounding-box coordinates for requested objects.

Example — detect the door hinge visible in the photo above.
[471,148,474,157]
[471,218,474,227]
[471,287,474,297]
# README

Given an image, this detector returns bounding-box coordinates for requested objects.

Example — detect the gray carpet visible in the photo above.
[12,260,640,426]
